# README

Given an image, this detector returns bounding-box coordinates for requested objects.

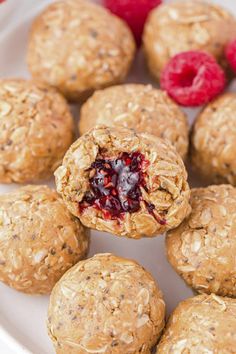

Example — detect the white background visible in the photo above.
[0,0,236,353]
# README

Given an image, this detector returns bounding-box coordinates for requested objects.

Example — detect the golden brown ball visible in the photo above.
[48,253,165,354]
[0,79,74,183]
[191,93,236,185]
[166,185,236,297]
[27,0,135,101]
[79,84,189,159]
[157,294,236,353]
[0,185,89,294]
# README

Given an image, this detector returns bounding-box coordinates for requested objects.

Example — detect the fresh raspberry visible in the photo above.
[160,51,226,107]
[103,0,162,45]
[225,38,236,73]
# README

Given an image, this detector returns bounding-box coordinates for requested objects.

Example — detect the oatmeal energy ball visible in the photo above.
[157,294,236,353]
[143,1,236,80]
[48,253,165,354]
[166,185,236,297]
[27,0,135,102]
[79,84,189,159]
[191,93,236,185]
[0,79,73,183]
[55,126,191,239]
[0,185,89,294]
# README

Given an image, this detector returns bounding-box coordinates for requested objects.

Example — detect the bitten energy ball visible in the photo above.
[191,93,236,185]
[143,1,236,80]
[27,0,135,102]
[79,84,189,159]
[48,253,166,354]
[166,185,236,297]
[55,126,191,239]
[0,79,73,183]
[0,185,89,294]
[157,294,236,353]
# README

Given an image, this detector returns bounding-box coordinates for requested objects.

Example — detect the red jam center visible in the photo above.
[80,152,150,219]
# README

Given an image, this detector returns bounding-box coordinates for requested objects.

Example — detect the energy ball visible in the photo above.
[191,93,236,185]
[0,79,73,184]
[27,0,135,102]
[157,294,236,353]
[79,84,189,159]
[143,1,236,80]
[47,253,166,354]
[55,126,191,239]
[0,185,89,294]
[166,185,236,297]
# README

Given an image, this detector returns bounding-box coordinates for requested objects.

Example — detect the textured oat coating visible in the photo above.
[55,126,191,239]
[143,1,236,80]
[166,185,236,297]
[191,93,236,186]
[0,79,74,183]
[48,253,165,354]
[79,84,189,159]
[27,0,135,102]
[157,294,236,354]
[0,185,89,295]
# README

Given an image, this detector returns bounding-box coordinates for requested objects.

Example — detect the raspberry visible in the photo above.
[103,0,162,45]
[225,38,236,73]
[160,51,226,107]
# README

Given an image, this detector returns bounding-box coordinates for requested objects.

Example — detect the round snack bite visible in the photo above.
[55,126,191,239]
[0,185,89,294]
[157,294,236,353]
[143,1,236,80]
[191,93,236,185]
[79,84,189,159]
[48,253,166,354]
[166,185,236,297]
[27,0,135,102]
[0,79,73,184]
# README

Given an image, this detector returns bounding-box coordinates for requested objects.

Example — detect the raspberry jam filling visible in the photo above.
[80,152,163,221]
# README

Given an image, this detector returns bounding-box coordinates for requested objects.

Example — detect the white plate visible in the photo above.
[0,1,236,353]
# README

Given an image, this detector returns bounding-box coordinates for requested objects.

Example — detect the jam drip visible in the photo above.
[80,152,149,219]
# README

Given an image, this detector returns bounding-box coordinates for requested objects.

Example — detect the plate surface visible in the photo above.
[0,0,235,353]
